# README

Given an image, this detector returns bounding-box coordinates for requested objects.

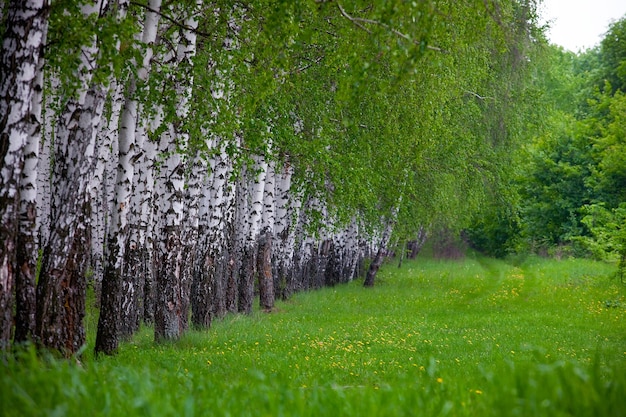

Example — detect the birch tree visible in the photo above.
[36,0,128,355]
[194,4,246,322]
[258,158,275,310]
[272,162,296,299]
[153,1,200,342]
[89,80,124,294]
[14,26,47,343]
[95,0,161,356]
[0,0,49,349]
[237,155,267,314]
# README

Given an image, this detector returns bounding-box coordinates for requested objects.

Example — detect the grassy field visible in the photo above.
[2,253,626,416]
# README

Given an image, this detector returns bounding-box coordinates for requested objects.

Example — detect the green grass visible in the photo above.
[2,253,626,416]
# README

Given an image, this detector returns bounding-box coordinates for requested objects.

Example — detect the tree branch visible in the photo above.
[336,1,447,53]
[129,1,212,39]
[464,90,494,100]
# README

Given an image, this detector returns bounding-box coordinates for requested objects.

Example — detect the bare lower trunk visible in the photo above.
[154,132,188,341]
[120,244,144,336]
[238,244,256,314]
[225,220,239,313]
[15,132,39,342]
[152,0,198,342]
[94,233,123,355]
[191,226,213,329]
[95,85,137,355]
[36,212,89,354]
[363,216,395,288]
[143,241,156,324]
[257,230,274,311]
[363,246,386,287]
[15,212,37,343]
[155,225,184,341]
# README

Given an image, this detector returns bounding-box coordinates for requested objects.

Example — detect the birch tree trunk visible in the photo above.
[273,166,302,300]
[238,156,268,314]
[154,124,187,341]
[94,79,137,356]
[192,6,244,322]
[95,0,161,355]
[139,134,157,324]
[154,2,199,341]
[224,176,240,313]
[363,214,396,287]
[36,93,51,248]
[89,78,124,294]
[292,197,316,293]
[0,0,49,349]
[185,149,206,328]
[258,161,275,311]
[36,0,126,356]
[14,32,47,343]
[191,152,213,329]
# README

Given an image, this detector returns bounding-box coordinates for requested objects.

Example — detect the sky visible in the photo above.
[539,0,626,51]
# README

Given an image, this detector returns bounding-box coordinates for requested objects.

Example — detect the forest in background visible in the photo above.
[468,15,626,265]
[0,0,624,358]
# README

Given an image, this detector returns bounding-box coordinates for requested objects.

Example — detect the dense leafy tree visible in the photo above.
[478,15,626,260]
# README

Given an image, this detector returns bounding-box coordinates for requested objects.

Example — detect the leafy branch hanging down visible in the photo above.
[335,1,447,53]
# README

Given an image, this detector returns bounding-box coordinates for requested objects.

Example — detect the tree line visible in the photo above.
[0,0,541,356]
[468,15,626,278]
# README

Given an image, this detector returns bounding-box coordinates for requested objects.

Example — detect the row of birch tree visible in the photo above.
[0,0,542,356]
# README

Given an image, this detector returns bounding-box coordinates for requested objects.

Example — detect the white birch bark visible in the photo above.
[90,78,124,291]
[237,155,267,314]
[342,217,360,280]
[155,124,186,340]
[184,150,205,328]
[258,159,275,310]
[15,25,47,342]
[95,0,162,353]
[363,210,398,287]
[36,0,130,355]
[191,147,212,328]
[36,91,52,247]
[272,163,295,299]
[127,0,162,326]
[293,207,316,292]
[0,0,49,349]
[224,159,242,313]
[192,4,244,320]
[95,78,137,355]
[212,141,236,313]
[137,133,157,324]
[198,136,237,319]
[154,1,199,341]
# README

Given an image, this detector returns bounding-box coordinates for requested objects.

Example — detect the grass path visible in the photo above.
[2,254,626,416]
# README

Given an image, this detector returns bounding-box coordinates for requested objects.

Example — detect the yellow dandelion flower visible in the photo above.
[437,377,443,383]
